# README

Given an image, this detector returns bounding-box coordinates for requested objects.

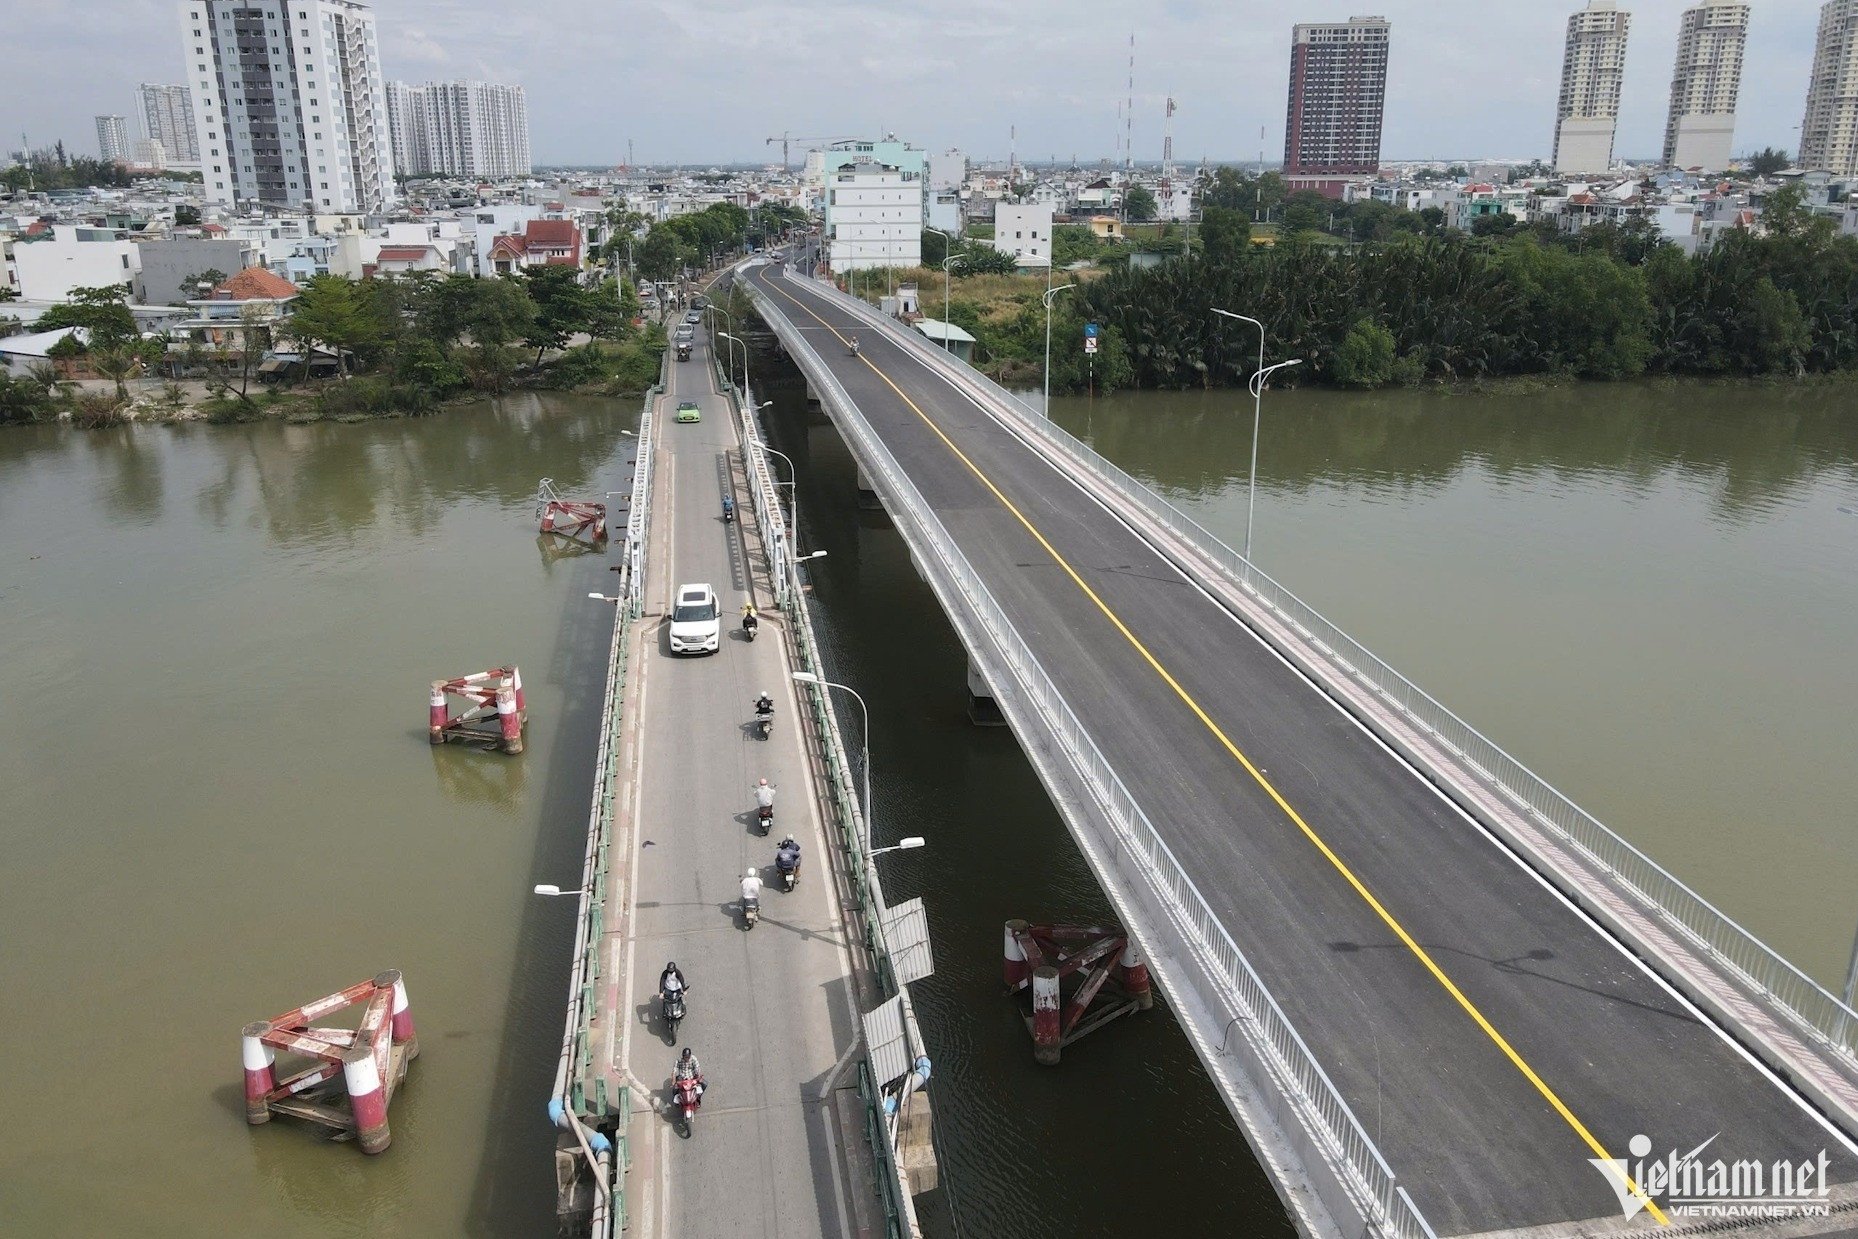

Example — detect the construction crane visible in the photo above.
[765,133,858,171]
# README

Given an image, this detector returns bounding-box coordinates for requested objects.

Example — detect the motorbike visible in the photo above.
[849,337,861,357]
[742,894,760,929]
[742,613,759,643]
[778,857,798,892]
[661,989,686,1040]
[755,705,773,740]
[722,497,735,524]
[672,1074,703,1137]
[757,803,774,835]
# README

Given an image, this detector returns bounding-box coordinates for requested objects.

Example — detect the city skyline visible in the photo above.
[3,0,1837,169]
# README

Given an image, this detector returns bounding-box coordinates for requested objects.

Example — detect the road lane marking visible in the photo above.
[761,271,1669,1226]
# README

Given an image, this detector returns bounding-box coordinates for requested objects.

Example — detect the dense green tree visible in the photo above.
[956,244,1020,275]
[175,205,201,226]
[1199,205,1251,265]
[1470,213,1520,238]
[283,275,389,380]
[1330,320,1397,387]
[1747,147,1789,177]
[920,228,951,267]
[521,265,623,367]
[37,285,137,349]
[0,372,58,424]
[1124,185,1157,222]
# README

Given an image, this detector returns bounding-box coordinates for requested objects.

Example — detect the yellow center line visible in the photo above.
[762,272,1667,1225]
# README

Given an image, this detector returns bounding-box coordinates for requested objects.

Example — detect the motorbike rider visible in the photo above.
[741,866,764,905]
[722,495,735,522]
[659,961,688,1002]
[849,333,860,356]
[674,1047,705,1097]
[754,690,774,718]
[775,835,801,881]
[754,778,776,812]
[742,601,759,635]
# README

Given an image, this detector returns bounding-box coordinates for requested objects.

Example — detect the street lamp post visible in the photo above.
[790,671,872,851]
[705,304,736,389]
[869,837,926,858]
[1042,283,1077,420]
[717,330,749,398]
[757,437,799,535]
[1211,307,1298,563]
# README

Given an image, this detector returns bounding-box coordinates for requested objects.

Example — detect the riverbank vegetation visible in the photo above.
[1085,190,1857,390]
[2,266,662,429]
[868,176,1858,394]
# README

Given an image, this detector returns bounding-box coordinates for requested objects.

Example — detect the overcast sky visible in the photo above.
[7,0,1828,167]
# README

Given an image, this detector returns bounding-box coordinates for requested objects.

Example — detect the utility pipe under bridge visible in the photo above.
[739,258,1858,1239]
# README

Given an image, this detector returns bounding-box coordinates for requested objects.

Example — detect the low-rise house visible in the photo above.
[0,326,87,377]
[12,225,141,302]
[178,266,299,348]
[487,219,583,275]
[371,244,446,276]
[134,237,261,305]
[993,203,1053,270]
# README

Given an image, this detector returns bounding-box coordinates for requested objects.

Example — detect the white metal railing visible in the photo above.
[750,276,1436,1239]
[819,276,1858,1064]
[620,371,661,618]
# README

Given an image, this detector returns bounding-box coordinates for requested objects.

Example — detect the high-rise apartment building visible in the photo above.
[387,81,531,180]
[179,0,395,213]
[385,80,425,177]
[1283,15,1392,189]
[1664,1,1749,169]
[96,115,131,164]
[139,83,200,166]
[1554,0,1632,174]
[1801,0,1858,176]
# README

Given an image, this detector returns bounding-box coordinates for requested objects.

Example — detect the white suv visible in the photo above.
[669,583,721,654]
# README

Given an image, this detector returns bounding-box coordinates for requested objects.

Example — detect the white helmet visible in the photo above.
[758,777,768,787]
[746,867,759,879]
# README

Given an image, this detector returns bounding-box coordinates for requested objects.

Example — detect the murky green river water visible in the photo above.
[3,377,1853,1236]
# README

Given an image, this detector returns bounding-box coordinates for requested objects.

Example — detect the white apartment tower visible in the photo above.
[1801,0,1858,176]
[96,115,131,164]
[385,80,425,178]
[139,83,201,166]
[386,81,531,180]
[1664,1,1749,170]
[180,0,395,213]
[1553,0,1632,174]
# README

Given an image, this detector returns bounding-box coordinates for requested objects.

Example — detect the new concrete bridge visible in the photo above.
[741,256,1858,1239]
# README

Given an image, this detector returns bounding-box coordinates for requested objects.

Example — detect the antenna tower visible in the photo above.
[1124,33,1135,177]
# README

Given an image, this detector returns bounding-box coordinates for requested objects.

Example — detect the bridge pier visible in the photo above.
[805,379,822,406]
[966,661,1005,726]
[856,465,884,512]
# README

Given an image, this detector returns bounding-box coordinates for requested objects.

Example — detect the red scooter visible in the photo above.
[673,1073,704,1138]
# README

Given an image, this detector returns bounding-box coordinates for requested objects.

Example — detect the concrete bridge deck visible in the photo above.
[568,328,898,1237]
[748,260,1858,1238]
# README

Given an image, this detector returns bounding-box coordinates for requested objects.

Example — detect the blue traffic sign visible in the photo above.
[1084,322,1099,338]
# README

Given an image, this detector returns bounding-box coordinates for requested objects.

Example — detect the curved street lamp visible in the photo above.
[1042,283,1077,420]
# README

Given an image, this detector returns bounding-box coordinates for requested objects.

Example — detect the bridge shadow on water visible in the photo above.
[463,518,618,1236]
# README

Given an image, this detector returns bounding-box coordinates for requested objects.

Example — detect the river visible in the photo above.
[2,378,1853,1236]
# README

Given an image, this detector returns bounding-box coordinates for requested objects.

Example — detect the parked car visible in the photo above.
[669,583,720,654]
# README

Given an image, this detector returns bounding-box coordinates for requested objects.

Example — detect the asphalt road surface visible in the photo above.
[751,263,1857,1238]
